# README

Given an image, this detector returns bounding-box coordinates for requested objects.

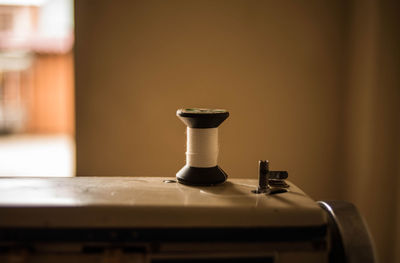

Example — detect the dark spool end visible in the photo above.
[177,108,229,128]
[176,165,228,186]
[176,108,229,186]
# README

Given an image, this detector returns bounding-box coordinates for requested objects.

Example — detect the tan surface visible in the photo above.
[0,177,326,228]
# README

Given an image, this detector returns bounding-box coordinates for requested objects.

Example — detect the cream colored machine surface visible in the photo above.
[0,177,326,228]
[0,177,328,263]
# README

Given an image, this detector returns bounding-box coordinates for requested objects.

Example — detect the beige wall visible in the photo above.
[343,1,400,262]
[75,1,400,262]
[75,0,348,196]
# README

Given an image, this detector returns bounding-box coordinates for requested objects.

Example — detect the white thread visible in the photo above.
[186,127,218,168]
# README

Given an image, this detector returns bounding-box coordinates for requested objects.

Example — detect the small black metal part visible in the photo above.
[268,188,288,195]
[268,179,290,188]
[257,160,269,193]
[254,160,289,195]
[268,171,288,180]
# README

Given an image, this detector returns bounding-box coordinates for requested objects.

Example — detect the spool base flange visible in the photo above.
[176,165,227,186]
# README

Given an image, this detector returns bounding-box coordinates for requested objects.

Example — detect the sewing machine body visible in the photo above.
[0,177,328,262]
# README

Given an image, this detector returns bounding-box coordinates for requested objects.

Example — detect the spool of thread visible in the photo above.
[176,108,229,186]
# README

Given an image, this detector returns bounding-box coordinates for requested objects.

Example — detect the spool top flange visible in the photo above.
[177,108,229,128]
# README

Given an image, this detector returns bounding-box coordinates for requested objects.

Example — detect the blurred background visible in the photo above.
[0,0,74,177]
[1,0,399,262]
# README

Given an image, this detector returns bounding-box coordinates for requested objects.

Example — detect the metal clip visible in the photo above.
[252,160,289,195]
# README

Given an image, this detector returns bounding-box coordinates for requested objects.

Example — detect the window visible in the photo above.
[0,0,74,177]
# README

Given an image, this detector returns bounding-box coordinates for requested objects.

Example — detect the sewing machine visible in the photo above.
[0,175,375,262]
